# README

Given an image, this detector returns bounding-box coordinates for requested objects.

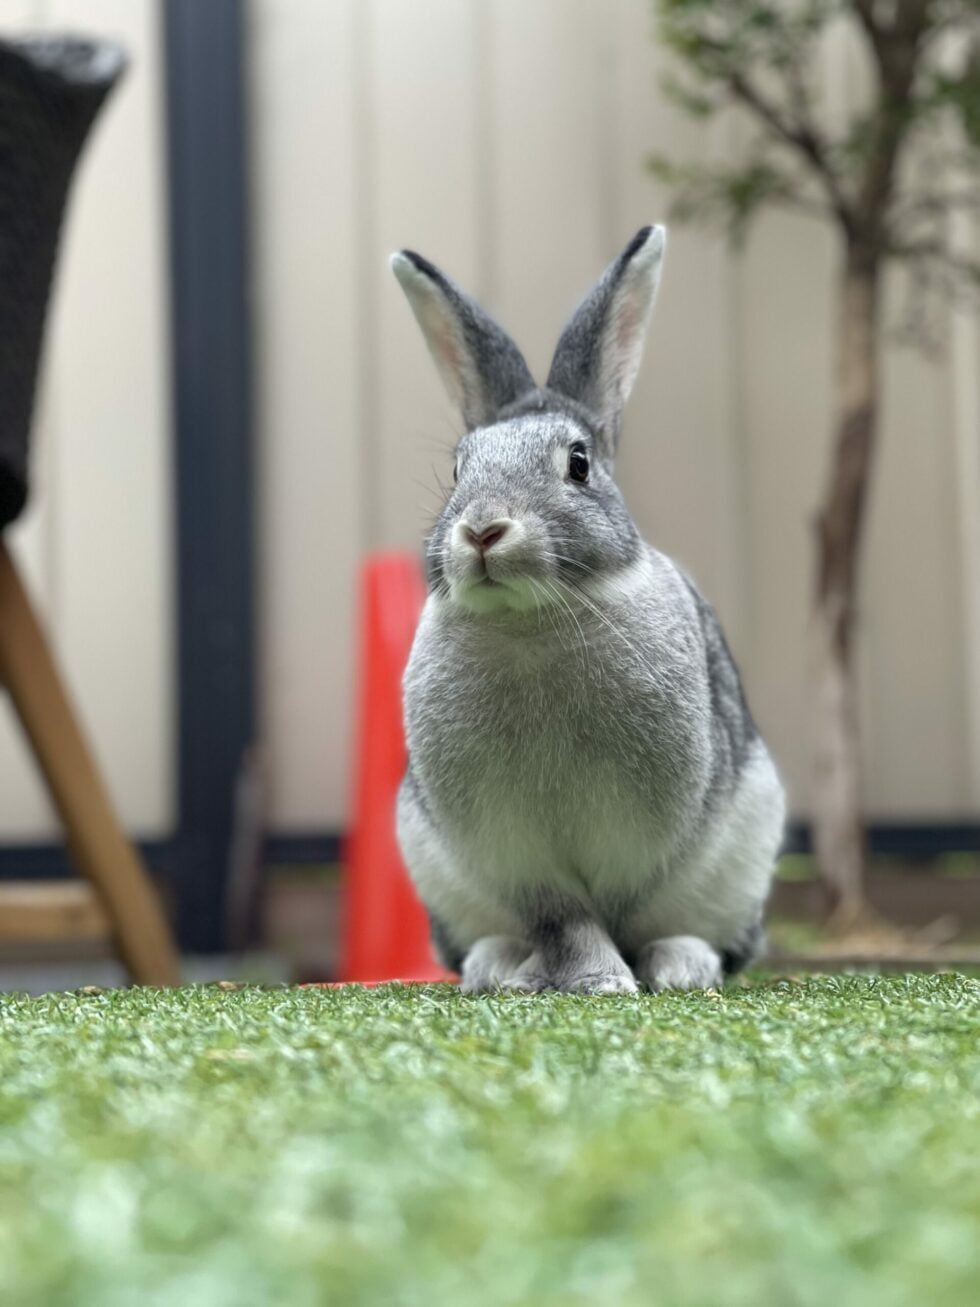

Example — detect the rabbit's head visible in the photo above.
[391,226,665,614]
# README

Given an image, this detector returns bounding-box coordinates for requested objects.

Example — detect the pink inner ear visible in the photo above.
[606,290,643,402]
[615,293,641,353]
[435,322,462,374]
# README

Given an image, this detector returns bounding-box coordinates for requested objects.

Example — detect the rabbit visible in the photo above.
[390,225,785,995]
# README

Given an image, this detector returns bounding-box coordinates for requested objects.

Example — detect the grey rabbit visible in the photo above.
[390,226,785,994]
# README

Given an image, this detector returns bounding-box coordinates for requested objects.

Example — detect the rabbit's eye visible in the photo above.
[568,444,590,484]
[452,460,459,485]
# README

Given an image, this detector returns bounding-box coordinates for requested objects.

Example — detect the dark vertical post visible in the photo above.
[162,0,255,952]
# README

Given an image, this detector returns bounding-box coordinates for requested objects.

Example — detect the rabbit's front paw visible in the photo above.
[562,969,638,996]
[460,936,532,994]
[635,936,722,992]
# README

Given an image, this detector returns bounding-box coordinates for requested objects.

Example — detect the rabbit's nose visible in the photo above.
[463,520,511,553]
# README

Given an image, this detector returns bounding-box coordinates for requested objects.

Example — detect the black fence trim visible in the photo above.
[160,0,256,951]
[782,822,980,858]
[0,839,184,882]
[1,822,975,906]
[265,834,345,868]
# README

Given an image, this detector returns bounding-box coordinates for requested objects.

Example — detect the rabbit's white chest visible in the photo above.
[402,595,712,904]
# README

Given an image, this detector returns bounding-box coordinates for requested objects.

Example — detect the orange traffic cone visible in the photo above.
[339,553,454,983]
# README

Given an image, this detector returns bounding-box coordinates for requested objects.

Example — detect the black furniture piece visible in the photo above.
[0,36,179,984]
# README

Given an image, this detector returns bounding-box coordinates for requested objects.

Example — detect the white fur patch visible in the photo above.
[635,936,722,992]
[581,552,656,606]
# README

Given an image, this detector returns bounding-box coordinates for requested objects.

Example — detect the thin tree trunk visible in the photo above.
[811,250,880,930]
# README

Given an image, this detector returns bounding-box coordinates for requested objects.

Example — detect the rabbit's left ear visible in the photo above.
[547,225,665,455]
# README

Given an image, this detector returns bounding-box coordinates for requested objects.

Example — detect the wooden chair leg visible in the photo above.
[0,540,181,985]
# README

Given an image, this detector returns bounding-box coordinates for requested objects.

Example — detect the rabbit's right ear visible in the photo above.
[391,251,534,430]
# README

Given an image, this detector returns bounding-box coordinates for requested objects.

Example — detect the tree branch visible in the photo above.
[852,1,936,231]
[725,69,855,229]
[852,0,883,53]
[671,26,857,229]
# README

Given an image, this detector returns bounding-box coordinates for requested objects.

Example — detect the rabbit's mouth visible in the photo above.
[450,571,544,615]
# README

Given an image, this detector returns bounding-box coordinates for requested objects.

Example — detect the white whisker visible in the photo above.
[540,576,593,682]
[555,576,655,679]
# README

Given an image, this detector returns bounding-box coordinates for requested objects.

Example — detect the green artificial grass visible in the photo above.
[1,975,978,1307]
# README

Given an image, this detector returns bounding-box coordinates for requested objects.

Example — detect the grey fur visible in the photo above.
[391,227,785,996]
[682,576,760,810]
[460,937,531,993]
[427,910,465,973]
[721,917,765,976]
